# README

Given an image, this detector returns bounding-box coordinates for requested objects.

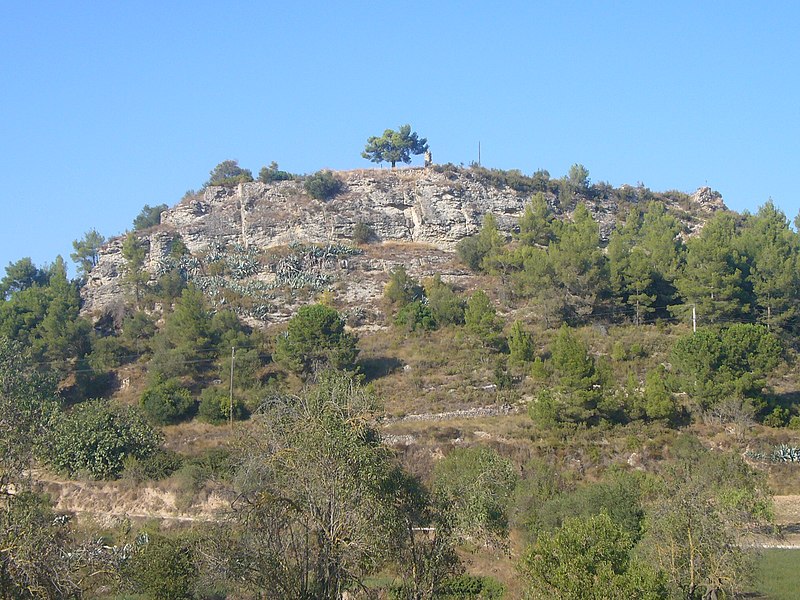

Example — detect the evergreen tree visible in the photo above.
[738,201,800,331]
[456,213,505,272]
[122,232,149,308]
[424,275,465,326]
[70,228,105,278]
[273,304,358,376]
[507,320,535,365]
[549,204,607,321]
[517,192,557,247]
[464,290,503,349]
[150,286,213,378]
[0,257,49,299]
[675,212,750,324]
[548,324,601,423]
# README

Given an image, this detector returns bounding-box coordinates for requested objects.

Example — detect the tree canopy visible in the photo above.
[362,124,428,168]
[205,160,253,187]
[273,304,358,376]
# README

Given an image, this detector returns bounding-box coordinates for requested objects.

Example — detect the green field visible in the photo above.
[752,549,800,599]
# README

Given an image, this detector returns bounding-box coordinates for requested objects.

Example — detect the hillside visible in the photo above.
[9,162,800,599]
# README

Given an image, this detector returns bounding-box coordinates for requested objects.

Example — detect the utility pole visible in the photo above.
[692,304,697,333]
[229,346,235,428]
[478,141,481,166]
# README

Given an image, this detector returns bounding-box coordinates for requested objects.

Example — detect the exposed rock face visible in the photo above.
[690,186,726,212]
[81,168,726,320]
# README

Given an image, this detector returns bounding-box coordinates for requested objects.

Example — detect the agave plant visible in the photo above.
[771,444,800,463]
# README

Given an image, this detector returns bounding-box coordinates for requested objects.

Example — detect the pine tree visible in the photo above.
[675,212,749,324]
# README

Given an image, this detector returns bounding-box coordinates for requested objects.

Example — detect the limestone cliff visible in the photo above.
[81,167,725,322]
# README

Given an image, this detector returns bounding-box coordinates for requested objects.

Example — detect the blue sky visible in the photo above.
[2,1,799,273]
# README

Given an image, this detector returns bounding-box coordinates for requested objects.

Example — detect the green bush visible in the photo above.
[140,378,195,425]
[273,304,359,376]
[384,266,424,307]
[197,386,248,424]
[258,161,294,183]
[764,406,791,428]
[464,290,503,349]
[424,275,465,326]
[49,400,161,479]
[394,300,435,332]
[432,446,518,543]
[352,221,375,244]
[123,449,183,482]
[507,320,534,364]
[304,170,344,200]
[124,533,197,600]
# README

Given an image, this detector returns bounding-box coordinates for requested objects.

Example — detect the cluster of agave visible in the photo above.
[154,241,361,320]
[771,444,800,463]
[746,444,800,463]
[288,241,362,257]
[154,253,202,280]
[199,242,262,280]
[272,243,363,291]
[65,530,150,572]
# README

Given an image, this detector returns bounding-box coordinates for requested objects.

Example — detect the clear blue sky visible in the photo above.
[2,1,799,273]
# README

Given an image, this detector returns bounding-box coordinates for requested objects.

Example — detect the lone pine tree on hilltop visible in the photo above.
[362,124,429,168]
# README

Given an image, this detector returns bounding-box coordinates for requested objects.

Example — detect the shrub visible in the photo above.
[206,160,253,187]
[432,446,518,544]
[507,320,534,364]
[764,406,790,428]
[352,222,375,244]
[124,533,197,600]
[124,449,183,482]
[464,290,503,348]
[424,275,465,326]
[384,266,424,307]
[273,304,359,376]
[304,170,344,200]
[140,378,195,425]
[198,386,248,425]
[258,161,294,183]
[49,400,161,479]
[394,300,435,332]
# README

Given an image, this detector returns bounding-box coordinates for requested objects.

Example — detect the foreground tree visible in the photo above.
[520,513,666,599]
[224,372,414,598]
[432,446,517,546]
[641,436,772,599]
[362,124,428,168]
[0,339,81,598]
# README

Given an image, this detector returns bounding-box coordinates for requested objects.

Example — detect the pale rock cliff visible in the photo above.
[81,168,725,321]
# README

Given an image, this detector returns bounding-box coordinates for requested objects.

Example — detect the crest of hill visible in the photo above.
[80,165,725,321]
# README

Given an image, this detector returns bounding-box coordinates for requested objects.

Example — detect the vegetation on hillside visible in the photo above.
[2,159,800,598]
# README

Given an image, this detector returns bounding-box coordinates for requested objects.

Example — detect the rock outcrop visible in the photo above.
[81,167,725,321]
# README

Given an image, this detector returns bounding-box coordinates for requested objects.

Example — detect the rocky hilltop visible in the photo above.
[81,167,725,322]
